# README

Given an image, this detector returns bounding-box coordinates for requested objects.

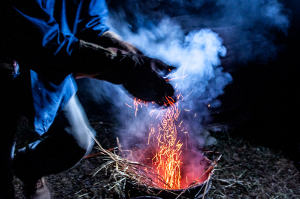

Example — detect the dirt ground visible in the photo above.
[13,118,300,199]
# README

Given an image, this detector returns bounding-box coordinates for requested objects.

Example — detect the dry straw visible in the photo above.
[87,134,220,199]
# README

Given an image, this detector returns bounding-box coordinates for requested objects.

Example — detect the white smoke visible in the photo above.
[97,19,231,147]
[107,0,290,62]
[82,0,289,147]
[118,19,232,109]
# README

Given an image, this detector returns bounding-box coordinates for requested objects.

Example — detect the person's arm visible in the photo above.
[97,31,143,54]
[9,0,175,104]
[76,0,142,54]
[6,1,78,72]
[7,1,121,73]
[74,39,176,105]
[9,0,135,70]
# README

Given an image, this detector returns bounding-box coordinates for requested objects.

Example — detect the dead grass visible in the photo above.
[206,131,300,199]
[14,120,300,199]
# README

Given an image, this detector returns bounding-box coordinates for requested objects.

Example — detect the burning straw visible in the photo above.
[86,133,220,198]
[83,93,222,198]
[88,136,163,196]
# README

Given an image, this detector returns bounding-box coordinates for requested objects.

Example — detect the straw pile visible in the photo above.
[89,136,219,199]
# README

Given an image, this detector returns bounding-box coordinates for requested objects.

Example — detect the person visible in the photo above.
[0,0,175,198]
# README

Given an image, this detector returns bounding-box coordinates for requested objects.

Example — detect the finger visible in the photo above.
[155,82,176,106]
[120,41,144,55]
[123,74,175,105]
[127,44,144,55]
[168,65,177,72]
[150,58,177,76]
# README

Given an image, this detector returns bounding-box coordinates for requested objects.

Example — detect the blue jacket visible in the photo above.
[1,0,109,135]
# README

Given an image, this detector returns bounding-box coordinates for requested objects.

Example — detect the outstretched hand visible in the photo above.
[75,39,176,106]
[99,31,144,55]
[122,53,176,106]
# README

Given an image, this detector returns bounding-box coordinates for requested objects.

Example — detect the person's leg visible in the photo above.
[13,94,95,189]
[0,113,18,199]
[0,61,25,198]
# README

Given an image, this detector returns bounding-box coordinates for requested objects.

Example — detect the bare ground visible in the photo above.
[14,119,300,199]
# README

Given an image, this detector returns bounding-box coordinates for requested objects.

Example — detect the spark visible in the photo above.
[128,93,207,190]
[166,75,188,82]
[133,98,148,117]
[151,97,183,189]
[125,103,133,109]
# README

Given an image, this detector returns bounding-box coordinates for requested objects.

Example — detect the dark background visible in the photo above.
[81,0,300,162]
[216,0,300,158]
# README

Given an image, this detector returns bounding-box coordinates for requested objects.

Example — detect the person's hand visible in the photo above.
[142,56,176,77]
[121,53,176,105]
[99,31,144,55]
[74,40,176,105]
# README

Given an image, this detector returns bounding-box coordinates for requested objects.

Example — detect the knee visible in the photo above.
[65,125,95,155]
[62,94,96,155]
[80,127,95,155]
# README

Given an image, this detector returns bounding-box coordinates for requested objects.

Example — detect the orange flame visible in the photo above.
[150,97,184,189]
[127,95,208,190]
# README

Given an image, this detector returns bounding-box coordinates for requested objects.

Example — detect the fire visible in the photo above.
[128,95,209,190]
[135,95,188,190]
[152,98,183,189]
[133,98,146,117]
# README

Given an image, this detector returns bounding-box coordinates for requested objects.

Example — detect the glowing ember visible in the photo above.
[127,95,210,190]
[152,97,183,189]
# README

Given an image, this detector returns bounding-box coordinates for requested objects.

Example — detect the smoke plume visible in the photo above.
[108,0,289,62]
[81,0,289,148]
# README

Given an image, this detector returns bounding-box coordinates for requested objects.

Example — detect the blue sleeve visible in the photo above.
[9,1,79,71]
[77,0,110,42]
